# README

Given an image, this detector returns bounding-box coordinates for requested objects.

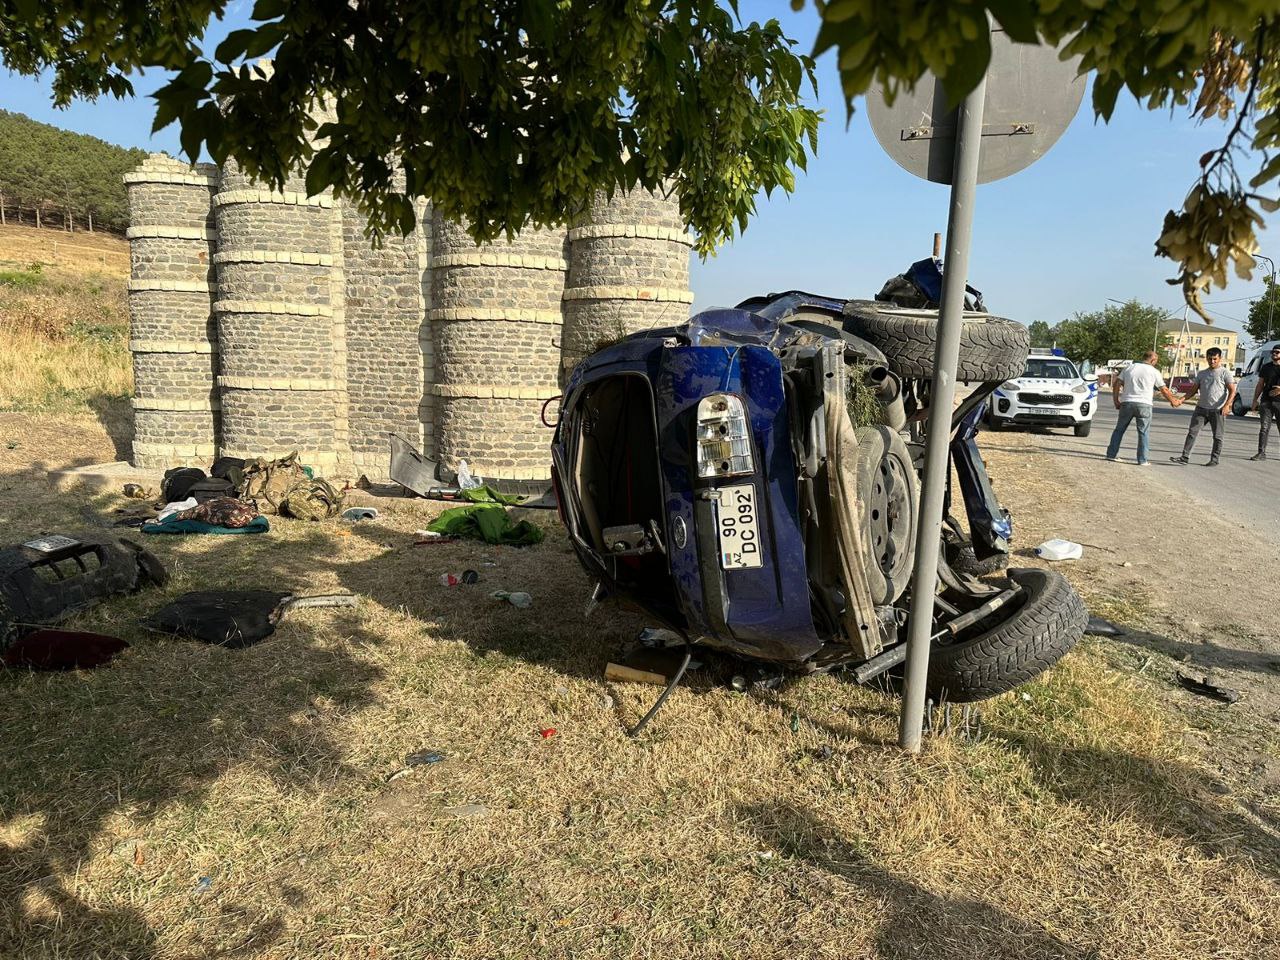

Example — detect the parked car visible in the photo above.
[987,350,1098,437]
[1169,376,1196,396]
[1232,339,1280,415]
[550,292,1087,702]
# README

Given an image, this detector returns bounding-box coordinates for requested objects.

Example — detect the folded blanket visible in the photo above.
[142,515,270,536]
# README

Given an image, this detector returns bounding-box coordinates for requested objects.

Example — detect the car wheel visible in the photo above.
[1073,420,1092,437]
[854,425,918,604]
[944,539,1008,577]
[841,300,1030,382]
[927,567,1087,702]
[1232,394,1246,417]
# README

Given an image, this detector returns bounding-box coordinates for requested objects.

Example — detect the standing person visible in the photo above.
[1250,343,1280,461]
[1169,347,1236,466]
[1105,350,1182,465]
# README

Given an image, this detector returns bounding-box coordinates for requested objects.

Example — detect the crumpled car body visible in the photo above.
[551,292,1085,695]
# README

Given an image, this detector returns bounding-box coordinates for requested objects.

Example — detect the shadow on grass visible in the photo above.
[0,509,386,957]
[1001,729,1280,879]
[737,800,1097,960]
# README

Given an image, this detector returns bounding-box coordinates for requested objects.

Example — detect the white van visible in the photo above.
[1232,339,1280,416]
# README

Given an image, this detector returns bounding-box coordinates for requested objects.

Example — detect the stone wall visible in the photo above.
[124,156,692,486]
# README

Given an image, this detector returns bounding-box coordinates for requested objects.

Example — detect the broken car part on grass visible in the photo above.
[551,290,1088,724]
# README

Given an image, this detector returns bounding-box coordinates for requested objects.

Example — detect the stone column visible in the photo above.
[123,155,220,467]
[212,161,350,474]
[561,189,694,377]
[429,215,567,487]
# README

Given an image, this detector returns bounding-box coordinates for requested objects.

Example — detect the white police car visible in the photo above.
[987,349,1098,437]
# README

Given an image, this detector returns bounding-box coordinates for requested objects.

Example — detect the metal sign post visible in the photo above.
[896,74,989,753]
[865,29,1085,753]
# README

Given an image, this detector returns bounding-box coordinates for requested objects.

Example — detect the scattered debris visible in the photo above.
[538,728,557,739]
[194,876,213,896]
[341,506,378,522]
[637,627,684,647]
[443,804,488,819]
[1,532,166,646]
[812,745,834,761]
[599,694,615,710]
[144,591,356,648]
[122,483,151,500]
[1085,616,1125,637]
[1,629,129,671]
[729,674,748,693]
[1176,672,1241,704]
[461,570,479,584]
[490,590,532,609]
[455,460,482,490]
[1035,538,1084,561]
[405,749,445,767]
[606,662,669,686]
[414,530,460,546]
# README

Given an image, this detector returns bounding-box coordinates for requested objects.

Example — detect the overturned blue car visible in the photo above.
[550,291,1087,701]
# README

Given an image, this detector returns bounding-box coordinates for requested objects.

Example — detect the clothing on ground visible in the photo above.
[426,486,542,546]
[1117,362,1165,405]
[142,515,270,536]
[1192,366,1234,411]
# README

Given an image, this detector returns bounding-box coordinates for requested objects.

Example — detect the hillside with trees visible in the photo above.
[0,111,146,233]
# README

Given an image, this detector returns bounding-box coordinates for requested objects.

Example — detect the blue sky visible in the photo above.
[3,1,1276,341]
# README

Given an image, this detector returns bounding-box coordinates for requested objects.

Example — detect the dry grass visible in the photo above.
[0,226,132,414]
[1,416,1278,959]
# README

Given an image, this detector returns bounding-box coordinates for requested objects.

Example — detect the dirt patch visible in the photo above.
[979,428,1280,824]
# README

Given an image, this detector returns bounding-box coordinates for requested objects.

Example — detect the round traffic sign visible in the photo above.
[866,30,1085,185]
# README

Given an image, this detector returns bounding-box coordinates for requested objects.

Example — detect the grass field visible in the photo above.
[0,416,1277,959]
[0,225,132,416]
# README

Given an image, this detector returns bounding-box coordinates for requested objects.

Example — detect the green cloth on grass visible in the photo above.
[143,516,270,536]
[426,503,542,546]
[459,485,522,505]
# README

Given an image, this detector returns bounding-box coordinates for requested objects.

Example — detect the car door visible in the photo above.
[1240,354,1261,408]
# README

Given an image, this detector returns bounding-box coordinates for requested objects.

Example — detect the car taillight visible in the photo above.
[695,393,753,479]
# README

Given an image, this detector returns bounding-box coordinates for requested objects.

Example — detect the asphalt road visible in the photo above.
[991,400,1280,541]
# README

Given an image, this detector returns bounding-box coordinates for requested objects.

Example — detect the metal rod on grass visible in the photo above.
[898,68,990,754]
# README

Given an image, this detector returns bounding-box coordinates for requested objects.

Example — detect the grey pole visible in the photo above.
[898,70,990,753]
[1257,254,1276,342]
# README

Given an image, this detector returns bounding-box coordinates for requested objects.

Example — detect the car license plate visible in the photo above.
[1028,407,1060,416]
[715,484,762,570]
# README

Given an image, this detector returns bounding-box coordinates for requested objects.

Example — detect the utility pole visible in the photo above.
[1257,254,1276,343]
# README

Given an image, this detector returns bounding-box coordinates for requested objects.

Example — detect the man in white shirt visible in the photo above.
[1104,351,1183,465]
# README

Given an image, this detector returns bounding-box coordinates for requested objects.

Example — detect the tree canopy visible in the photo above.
[2,0,1278,303]
[1245,274,1280,343]
[1046,300,1175,366]
[0,110,145,231]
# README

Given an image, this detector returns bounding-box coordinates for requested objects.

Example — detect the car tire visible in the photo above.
[841,299,1030,382]
[1073,421,1092,437]
[854,425,918,604]
[927,567,1087,702]
[945,540,1009,578]
[1232,394,1246,417]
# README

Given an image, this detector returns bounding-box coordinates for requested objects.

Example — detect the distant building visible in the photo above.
[1155,318,1238,379]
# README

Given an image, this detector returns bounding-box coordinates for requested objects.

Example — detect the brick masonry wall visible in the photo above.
[212,160,349,471]
[562,189,693,376]
[429,213,566,481]
[124,155,220,467]
[342,188,429,480]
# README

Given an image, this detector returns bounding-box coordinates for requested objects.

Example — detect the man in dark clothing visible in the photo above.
[1250,344,1280,461]
[1170,347,1235,466]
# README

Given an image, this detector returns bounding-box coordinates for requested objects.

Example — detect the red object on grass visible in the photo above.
[538,728,557,739]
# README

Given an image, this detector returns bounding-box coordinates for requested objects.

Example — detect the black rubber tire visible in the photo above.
[945,540,1008,578]
[927,567,1087,702]
[841,299,1029,382]
[1232,394,1247,417]
[853,425,918,604]
[1073,420,1092,437]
